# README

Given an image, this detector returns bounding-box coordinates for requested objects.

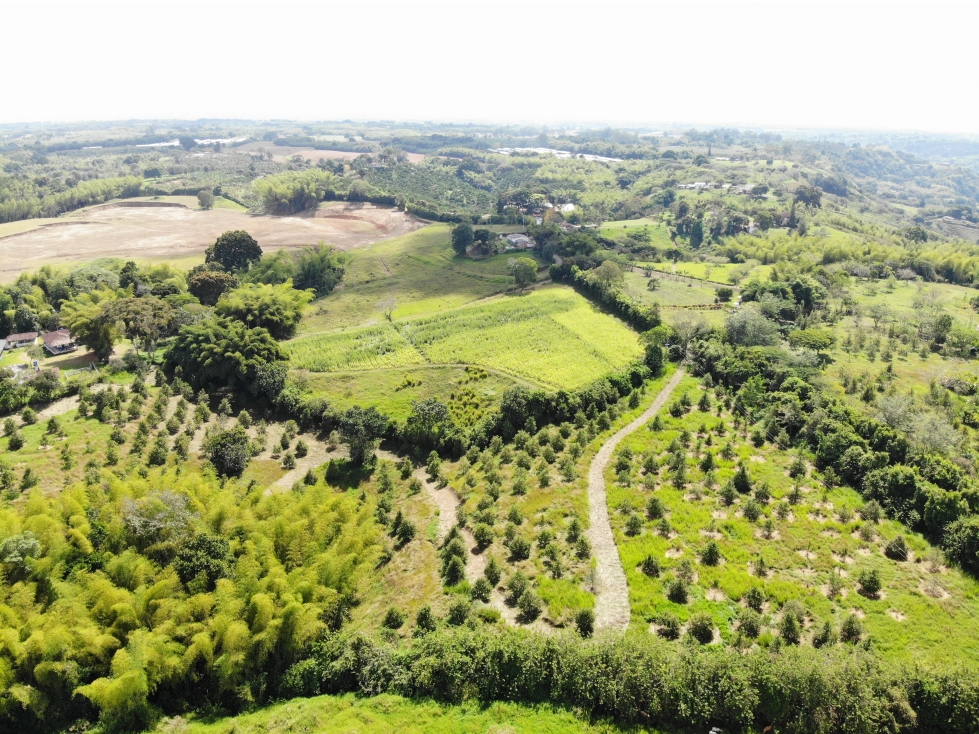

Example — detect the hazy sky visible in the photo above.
[2,0,977,135]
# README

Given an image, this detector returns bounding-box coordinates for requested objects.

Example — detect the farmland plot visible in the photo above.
[288,324,426,372]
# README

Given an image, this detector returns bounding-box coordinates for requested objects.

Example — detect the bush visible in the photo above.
[640,554,661,577]
[202,425,251,476]
[574,608,595,638]
[473,523,494,548]
[295,439,308,458]
[780,609,802,645]
[382,607,405,629]
[7,432,24,451]
[666,578,688,604]
[471,577,492,602]
[645,496,664,519]
[509,536,531,561]
[447,599,471,626]
[687,612,714,644]
[840,613,863,643]
[743,586,764,612]
[738,609,761,638]
[700,540,721,566]
[414,605,437,635]
[858,569,882,596]
[625,514,643,536]
[20,407,37,425]
[881,531,909,560]
[506,572,529,603]
[484,557,502,586]
[657,612,682,639]
[516,590,543,622]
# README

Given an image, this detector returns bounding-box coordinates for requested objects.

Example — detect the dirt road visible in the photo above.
[588,368,686,631]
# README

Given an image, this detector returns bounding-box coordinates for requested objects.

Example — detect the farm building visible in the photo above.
[5,332,38,348]
[41,329,77,355]
[505,234,534,249]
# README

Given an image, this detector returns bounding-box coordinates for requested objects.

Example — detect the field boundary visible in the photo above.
[588,367,685,631]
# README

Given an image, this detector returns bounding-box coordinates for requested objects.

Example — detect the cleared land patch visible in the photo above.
[0,199,422,280]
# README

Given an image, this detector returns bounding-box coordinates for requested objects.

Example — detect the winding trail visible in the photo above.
[588,367,686,631]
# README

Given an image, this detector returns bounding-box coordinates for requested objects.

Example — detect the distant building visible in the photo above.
[557,221,580,232]
[558,203,575,213]
[41,329,77,355]
[5,332,38,349]
[505,234,534,248]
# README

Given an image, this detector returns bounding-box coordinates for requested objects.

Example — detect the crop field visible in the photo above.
[292,287,644,391]
[0,198,419,281]
[288,324,426,372]
[607,374,979,667]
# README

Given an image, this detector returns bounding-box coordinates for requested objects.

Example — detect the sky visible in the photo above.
[2,0,977,136]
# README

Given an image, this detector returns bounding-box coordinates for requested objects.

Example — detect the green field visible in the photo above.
[301,225,519,332]
[174,692,631,734]
[305,365,525,424]
[623,271,719,306]
[607,375,979,667]
[291,287,644,392]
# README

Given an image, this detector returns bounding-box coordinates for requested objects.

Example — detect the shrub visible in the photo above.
[742,498,762,522]
[779,609,801,645]
[812,620,837,648]
[202,425,251,476]
[700,540,721,566]
[858,569,882,596]
[20,407,37,425]
[743,586,764,611]
[295,439,308,458]
[657,612,682,639]
[840,613,863,643]
[509,536,531,561]
[414,605,437,635]
[738,609,762,638]
[506,572,529,603]
[861,499,884,523]
[884,534,909,560]
[382,607,405,629]
[7,432,24,451]
[574,608,595,637]
[624,514,643,536]
[471,577,492,602]
[516,590,543,622]
[484,557,502,586]
[687,612,714,644]
[447,599,471,626]
[645,496,664,519]
[473,523,494,548]
[666,578,688,603]
[640,554,661,577]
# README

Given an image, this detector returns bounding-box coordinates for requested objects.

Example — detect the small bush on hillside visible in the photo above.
[687,612,714,644]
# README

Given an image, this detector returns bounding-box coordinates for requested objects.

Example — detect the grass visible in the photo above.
[293,287,644,392]
[606,374,979,667]
[304,365,524,424]
[301,225,518,332]
[622,271,718,307]
[172,692,631,734]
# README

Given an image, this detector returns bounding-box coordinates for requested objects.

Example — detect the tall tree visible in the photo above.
[214,282,313,339]
[339,406,389,466]
[451,222,473,256]
[188,270,239,306]
[205,230,262,272]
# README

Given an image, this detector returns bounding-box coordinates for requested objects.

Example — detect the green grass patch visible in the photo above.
[176,692,627,734]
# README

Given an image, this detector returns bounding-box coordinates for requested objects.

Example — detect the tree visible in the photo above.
[725,307,779,347]
[215,282,313,339]
[173,533,231,590]
[716,286,734,302]
[294,244,347,296]
[205,230,262,272]
[512,257,537,291]
[178,136,196,151]
[339,406,389,466]
[593,261,624,290]
[197,189,215,210]
[403,398,453,452]
[451,222,473,256]
[105,297,175,355]
[690,219,704,248]
[867,303,892,329]
[787,328,836,353]
[201,424,251,476]
[188,270,239,306]
[59,288,120,361]
[119,260,140,290]
[164,318,286,399]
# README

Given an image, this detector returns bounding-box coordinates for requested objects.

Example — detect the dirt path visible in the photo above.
[588,367,686,631]
[273,439,338,488]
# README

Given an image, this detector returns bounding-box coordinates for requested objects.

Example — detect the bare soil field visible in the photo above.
[0,200,425,280]
[234,141,426,163]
